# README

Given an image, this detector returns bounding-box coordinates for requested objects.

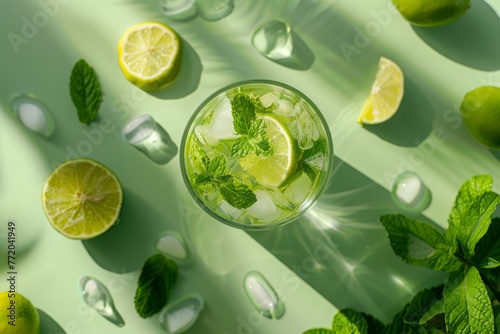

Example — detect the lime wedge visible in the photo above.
[118,21,182,91]
[357,57,404,124]
[239,115,296,187]
[42,159,123,240]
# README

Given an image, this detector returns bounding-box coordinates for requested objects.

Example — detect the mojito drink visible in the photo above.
[181,81,333,229]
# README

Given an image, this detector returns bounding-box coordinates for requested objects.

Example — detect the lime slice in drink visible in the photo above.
[42,159,123,240]
[118,21,182,91]
[357,57,404,125]
[239,114,297,187]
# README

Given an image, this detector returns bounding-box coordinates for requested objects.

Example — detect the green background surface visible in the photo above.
[1,0,500,333]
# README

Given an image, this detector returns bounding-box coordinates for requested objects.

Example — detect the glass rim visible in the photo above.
[180,79,334,230]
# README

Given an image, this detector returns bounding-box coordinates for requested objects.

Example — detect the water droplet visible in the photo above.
[122,114,178,165]
[251,20,293,60]
[391,171,431,212]
[244,271,285,319]
[8,93,55,137]
[159,0,197,21]
[79,276,125,327]
[159,294,204,333]
[156,231,190,265]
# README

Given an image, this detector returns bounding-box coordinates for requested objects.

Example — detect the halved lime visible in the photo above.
[460,85,500,149]
[118,21,182,91]
[239,114,297,187]
[0,292,39,334]
[42,159,123,240]
[357,57,404,125]
[392,0,471,27]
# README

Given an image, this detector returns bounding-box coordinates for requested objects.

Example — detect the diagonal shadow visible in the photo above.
[413,0,500,71]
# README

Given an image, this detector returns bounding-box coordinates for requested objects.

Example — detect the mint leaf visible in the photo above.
[384,286,444,333]
[232,93,256,135]
[478,257,500,269]
[194,173,211,185]
[231,137,254,158]
[473,218,500,269]
[419,299,444,326]
[444,266,494,334]
[331,308,368,333]
[208,154,227,178]
[446,174,493,245]
[456,191,500,259]
[381,214,462,272]
[193,153,257,209]
[231,114,272,158]
[218,176,256,209]
[69,59,102,124]
[134,254,178,318]
[302,329,333,334]
[404,286,444,329]
[362,313,384,333]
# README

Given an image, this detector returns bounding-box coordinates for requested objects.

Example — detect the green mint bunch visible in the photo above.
[381,174,500,333]
[230,93,273,158]
[303,174,500,333]
[193,153,257,209]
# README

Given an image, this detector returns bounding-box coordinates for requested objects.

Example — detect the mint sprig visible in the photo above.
[230,93,272,158]
[134,254,178,318]
[194,153,256,209]
[69,59,102,124]
[381,174,499,333]
[302,174,500,333]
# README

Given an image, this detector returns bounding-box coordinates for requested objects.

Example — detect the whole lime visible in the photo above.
[460,86,500,150]
[392,0,471,27]
[0,292,40,334]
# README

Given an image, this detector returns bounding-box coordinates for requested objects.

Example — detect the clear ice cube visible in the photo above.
[391,171,431,213]
[304,152,326,172]
[290,104,319,150]
[79,276,125,327]
[195,0,234,21]
[283,173,312,206]
[122,114,178,165]
[259,91,281,108]
[246,190,283,223]
[8,93,55,137]
[159,0,197,20]
[273,99,295,118]
[156,231,190,265]
[159,294,204,333]
[202,97,239,145]
[251,20,293,60]
[194,124,219,147]
[244,271,285,319]
[217,200,243,220]
[265,188,296,211]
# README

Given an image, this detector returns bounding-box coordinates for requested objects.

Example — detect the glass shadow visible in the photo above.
[248,158,446,323]
[413,1,500,71]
